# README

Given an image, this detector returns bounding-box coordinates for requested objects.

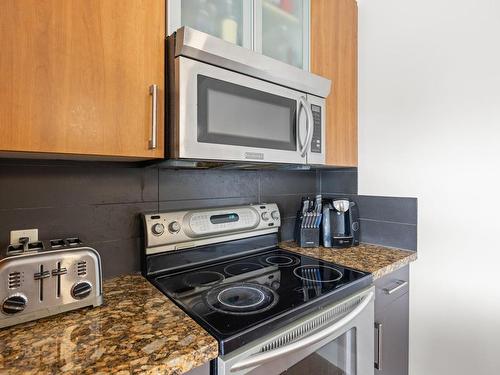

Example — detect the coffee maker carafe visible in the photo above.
[322,198,360,248]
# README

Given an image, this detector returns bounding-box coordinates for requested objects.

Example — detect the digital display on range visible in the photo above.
[210,213,240,224]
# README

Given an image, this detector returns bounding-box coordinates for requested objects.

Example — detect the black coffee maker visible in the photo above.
[321,198,360,248]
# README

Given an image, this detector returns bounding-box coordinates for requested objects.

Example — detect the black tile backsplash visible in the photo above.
[359,219,417,251]
[0,163,157,209]
[355,195,417,225]
[318,170,417,251]
[260,170,317,195]
[319,168,358,195]
[355,195,418,251]
[259,194,304,220]
[0,162,416,278]
[158,197,256,212]
[0,161,316,278]
[158,169,259,202]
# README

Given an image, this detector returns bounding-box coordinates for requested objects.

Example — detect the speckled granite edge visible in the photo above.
[279,241,417,280]
[369,251,418,279]
[0,274,218,375]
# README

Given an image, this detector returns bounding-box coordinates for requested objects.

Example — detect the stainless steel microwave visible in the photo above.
[166,27,332,166]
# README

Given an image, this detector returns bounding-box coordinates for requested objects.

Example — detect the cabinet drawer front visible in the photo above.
[374,266,409,309]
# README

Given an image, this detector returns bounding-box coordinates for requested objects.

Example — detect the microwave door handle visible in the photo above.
[299,97,314,157]
[230,291,374,372]
[303,98,315,157]
[298,97,310,157]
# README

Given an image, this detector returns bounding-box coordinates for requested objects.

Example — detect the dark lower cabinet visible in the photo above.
[185,363,210,375]
[374,266,410,375]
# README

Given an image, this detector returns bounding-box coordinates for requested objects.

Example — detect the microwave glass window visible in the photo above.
[197,76,296,151]
[180,0,244,46]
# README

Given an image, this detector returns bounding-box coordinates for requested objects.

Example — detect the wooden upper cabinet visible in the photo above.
[311,0,358,167]
[0,0,165,159]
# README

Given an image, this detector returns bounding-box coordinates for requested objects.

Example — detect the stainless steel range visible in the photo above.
[142,204,374,375]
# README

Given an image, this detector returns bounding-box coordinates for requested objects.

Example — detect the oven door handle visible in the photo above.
[298,96,311,157]
[230,291,374,372]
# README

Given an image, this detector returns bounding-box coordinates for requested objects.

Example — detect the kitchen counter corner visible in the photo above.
[279,241,417,279]
[0,274,218,375]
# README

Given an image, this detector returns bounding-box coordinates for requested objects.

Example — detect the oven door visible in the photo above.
[217,287,374,375]
[172,56,325,165]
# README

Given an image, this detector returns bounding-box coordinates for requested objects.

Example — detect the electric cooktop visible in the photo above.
[150,248,372,354]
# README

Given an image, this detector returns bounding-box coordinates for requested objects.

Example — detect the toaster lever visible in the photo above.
[19,236,30,252]
[52,268,68,276]
[33,270,50,280]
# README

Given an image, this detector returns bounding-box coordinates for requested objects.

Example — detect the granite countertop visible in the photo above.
[0,244,416,374]
[0,274,218,375]
[279,241,417,279]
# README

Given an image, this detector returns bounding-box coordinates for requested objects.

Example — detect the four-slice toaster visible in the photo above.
[0,237,103,328]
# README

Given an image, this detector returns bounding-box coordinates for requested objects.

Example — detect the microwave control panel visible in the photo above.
[311,105,322,153]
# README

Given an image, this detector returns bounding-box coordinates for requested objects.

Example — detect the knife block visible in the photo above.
[294,211,320,248]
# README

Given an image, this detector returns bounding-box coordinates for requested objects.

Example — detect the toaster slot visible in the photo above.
[52,261,68,298]
[6,244,24,255]
[34,265,50,301]
[66,237,82,247]
[28,241,44,251]
[50,239,65,249]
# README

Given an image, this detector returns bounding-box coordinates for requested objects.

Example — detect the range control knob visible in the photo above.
[151,223,165,236]
[261,212,270,221]
[168,221,181,234]
[271,210,280,220]
[2,294,27,315]
[71,281,93,300]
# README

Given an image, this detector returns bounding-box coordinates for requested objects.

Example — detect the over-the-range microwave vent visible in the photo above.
[149,159,320,170]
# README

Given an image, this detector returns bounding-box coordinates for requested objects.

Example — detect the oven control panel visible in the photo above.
[143,204,281,255]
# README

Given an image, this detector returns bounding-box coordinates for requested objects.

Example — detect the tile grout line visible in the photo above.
[157,167,160,213]
[258,170,262,203]
[359,218,417,226]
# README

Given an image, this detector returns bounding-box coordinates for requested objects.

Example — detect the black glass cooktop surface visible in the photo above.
[150,248,372,354]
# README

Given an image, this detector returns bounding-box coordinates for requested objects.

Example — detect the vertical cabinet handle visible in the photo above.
[374,322,383,370]
[148,84,158,150]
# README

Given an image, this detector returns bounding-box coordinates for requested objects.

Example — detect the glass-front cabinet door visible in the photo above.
[168,0,253,48]
[255,0,309,70]
[168,0,310,70]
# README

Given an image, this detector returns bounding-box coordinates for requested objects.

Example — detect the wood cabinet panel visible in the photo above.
[0,0,165,159]
[310,0,358,166]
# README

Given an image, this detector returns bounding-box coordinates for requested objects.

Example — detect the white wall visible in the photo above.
[357,1,500,374]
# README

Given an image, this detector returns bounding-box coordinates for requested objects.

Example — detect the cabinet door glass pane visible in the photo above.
[181,0,245,46]
[261,0,306,69]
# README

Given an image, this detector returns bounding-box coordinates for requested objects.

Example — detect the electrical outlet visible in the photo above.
[10,229,38,245]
